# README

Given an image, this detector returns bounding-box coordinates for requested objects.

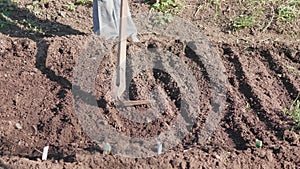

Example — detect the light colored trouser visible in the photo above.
[93,0,138,41]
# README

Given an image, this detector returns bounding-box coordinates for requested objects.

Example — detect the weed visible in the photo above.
[19,19,45,34]
[286,65,299,77]
[207,0,222,14]
[66,2,76,11]
[150,0,183,24]
[220,0,300,32]
[26,0,41,15]
[0,0,16,14]
[75,0,92,5]
[278,0,300,21]
[287,65,296,72]
[191,0,300,34]
[246,102,251,109]
[65,0,92,12]
[151,0,184,14]
[26,0,48,15]
[255,139,263,148]
[284,94,300,129]
[0,0,16,29]
[153,12,174,24]
[233,14,256,29]
[0,17,13,29]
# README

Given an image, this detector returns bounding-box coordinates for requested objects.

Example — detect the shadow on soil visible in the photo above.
[0,1,113,110]
[0,3,83,90]
[223,96,249,150]
[21,143,102,163]
[0,3,110,161]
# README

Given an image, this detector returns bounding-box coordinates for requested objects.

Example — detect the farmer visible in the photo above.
[92,0,138,41]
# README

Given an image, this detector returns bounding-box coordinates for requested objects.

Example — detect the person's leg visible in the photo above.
[92,0,138,41]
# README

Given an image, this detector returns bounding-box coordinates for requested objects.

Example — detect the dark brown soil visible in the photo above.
[0,0,299,168]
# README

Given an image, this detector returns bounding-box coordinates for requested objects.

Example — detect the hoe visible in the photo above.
[93,0,153,106]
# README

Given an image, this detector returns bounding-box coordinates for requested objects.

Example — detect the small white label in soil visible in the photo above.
[103,143,111,155]
[15,123,22,130]
[157,142,162,154]
[42,146,49,161]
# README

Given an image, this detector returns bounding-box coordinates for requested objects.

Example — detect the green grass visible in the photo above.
[196,0,300,33]
[231,0,268,30]
[278,0,300,21]
[233,14,256,29]
[284,94,300,129]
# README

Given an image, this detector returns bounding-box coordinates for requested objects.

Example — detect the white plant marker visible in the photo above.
[157,142,162,154]
[103,143,111,155]
[42,146,49,161]
[15,123,22,130]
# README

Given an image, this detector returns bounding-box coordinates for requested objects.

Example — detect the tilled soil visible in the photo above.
[0,0,300,168]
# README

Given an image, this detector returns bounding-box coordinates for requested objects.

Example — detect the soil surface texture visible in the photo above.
[0,0,299,168]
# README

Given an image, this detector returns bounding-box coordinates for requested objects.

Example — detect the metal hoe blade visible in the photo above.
[116,0,153,106]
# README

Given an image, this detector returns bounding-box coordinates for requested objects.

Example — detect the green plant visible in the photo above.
[26,0,41,15]
[0,18,11,29]
[233,14,256,29]
[201,0,222,18]
[19,19,45,34]
[278,0,300,21]
[151,0,184,14]
[154,12,174,24]
[0,0,16,14]
[75,0,92,5]
[0,0,16,29]
[284,94,300,129]
[193,0,300,34]
[0,0,15,10]
[0,13,14,29]
[150,0,183,24]
[66,2,76,11]
[246,102,251,109]
[287,65,296,72]
[229,0,268,30]
[210,0,221,10]
[0,19,5,29]
[255,139,263,148]
[286,65,300,77]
